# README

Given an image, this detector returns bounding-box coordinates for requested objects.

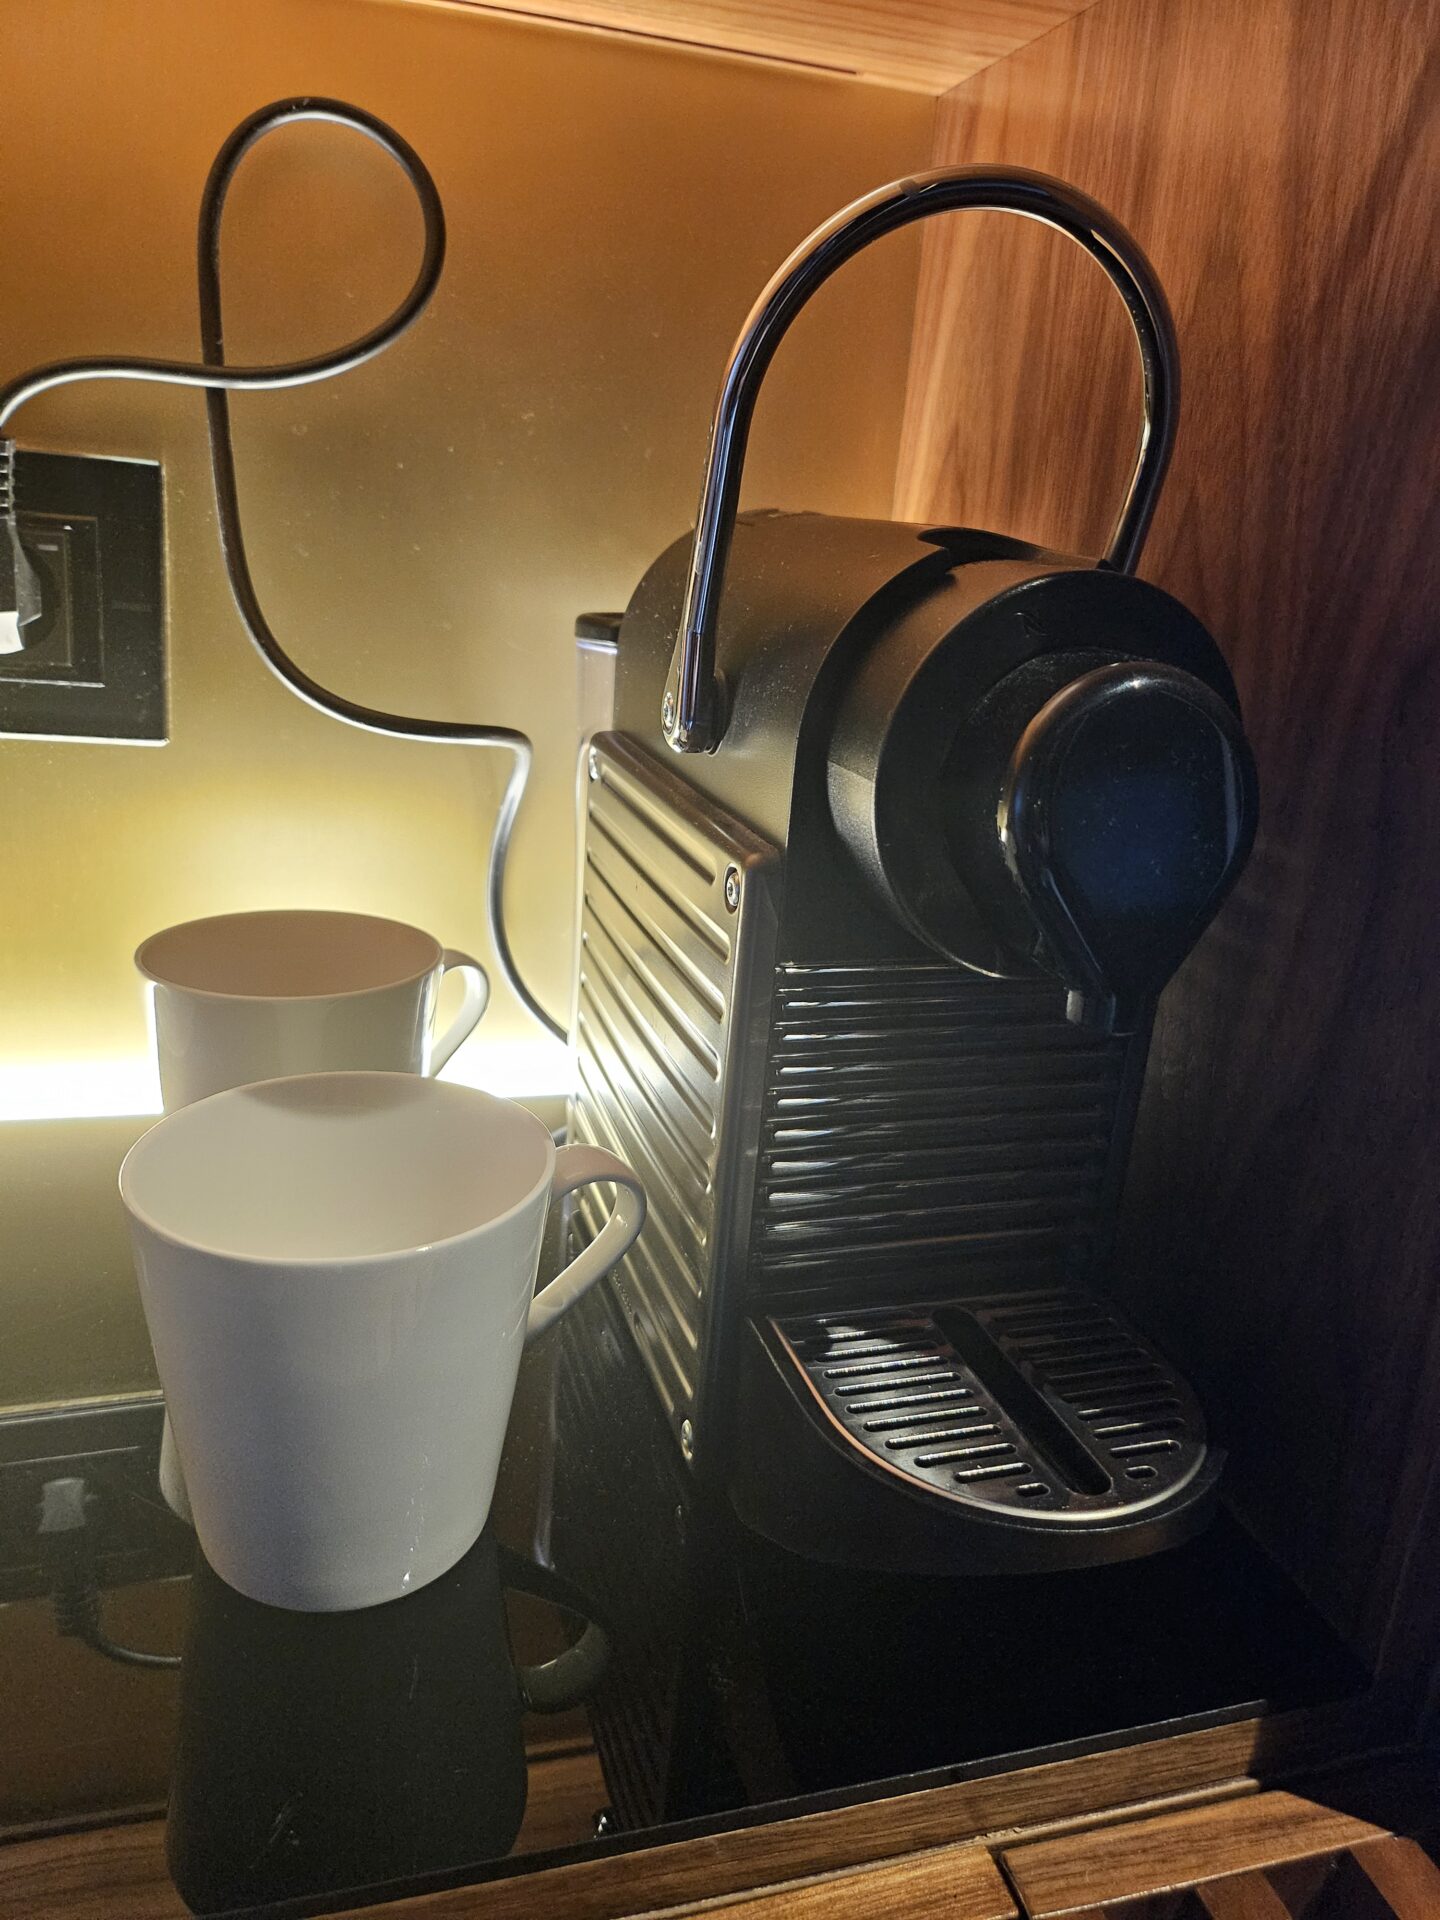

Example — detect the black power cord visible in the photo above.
[0,96,564,1043]
[39,1477,182,1672]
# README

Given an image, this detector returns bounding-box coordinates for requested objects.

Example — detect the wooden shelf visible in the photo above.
[424,0,1091,93]
[9,1778,1440,1919]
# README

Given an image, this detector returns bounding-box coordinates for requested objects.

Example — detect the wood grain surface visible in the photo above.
[1004,1819,1440,1917]
[0,1820,183,1920]
[5,1734,1430,1919]
[1001,1790,1385,1912]
[0,1742,606,1920]
[429,0,1090,93]
[894,0,1440,1681]
[1352,1836,1440,1914]
[314,1705,1378,1920]
[1196,1874,1294,1920]
[8,1700,1360,1920]
[663,1841,1017,1918]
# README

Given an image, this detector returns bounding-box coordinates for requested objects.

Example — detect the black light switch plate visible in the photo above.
[1,451,165,742]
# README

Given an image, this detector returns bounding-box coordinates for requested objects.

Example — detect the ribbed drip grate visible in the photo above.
[771,1284,1206,1522]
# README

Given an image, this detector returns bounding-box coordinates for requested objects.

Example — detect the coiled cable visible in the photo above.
[0,96,564,1041]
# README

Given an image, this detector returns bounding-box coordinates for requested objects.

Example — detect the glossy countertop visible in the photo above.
[0,1280,1367,1917]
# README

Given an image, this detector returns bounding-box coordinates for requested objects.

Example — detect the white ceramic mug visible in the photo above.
[136,909,491,1525]
[136,909,490,1109]
[120,1073,645,1612]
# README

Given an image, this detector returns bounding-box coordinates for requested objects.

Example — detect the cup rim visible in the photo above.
[118,1072,558,1270]
[134,910,444,1004]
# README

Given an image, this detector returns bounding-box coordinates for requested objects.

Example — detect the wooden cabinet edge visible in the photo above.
[342,1699,1400,1919]
[421,0,1090,96]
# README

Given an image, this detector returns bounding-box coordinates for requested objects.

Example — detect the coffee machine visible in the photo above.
[561,168,1257,1585]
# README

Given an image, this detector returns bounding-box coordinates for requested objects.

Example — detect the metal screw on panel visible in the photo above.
[680,1418,695,1460]
[587,746,601,781]
[662,692,676,729]
[723,865,741,912]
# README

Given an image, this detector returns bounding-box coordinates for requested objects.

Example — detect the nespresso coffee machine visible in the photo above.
[562,168,1257,1584]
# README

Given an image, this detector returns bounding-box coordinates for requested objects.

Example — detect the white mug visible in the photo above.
[120,1073,645,1612]
[135,909,490,1110]
[136,909,490,1525]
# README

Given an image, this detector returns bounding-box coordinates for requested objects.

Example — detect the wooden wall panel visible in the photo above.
[430,1,1089,94]
[894,0,1440,1670]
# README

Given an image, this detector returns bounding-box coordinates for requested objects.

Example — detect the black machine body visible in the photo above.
[564,169,1258,1583]
[615,510,1254,1028]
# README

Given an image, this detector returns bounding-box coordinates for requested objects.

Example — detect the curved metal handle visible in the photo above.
[661,166,1180,753]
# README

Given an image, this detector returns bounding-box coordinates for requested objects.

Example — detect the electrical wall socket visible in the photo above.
[0,451,164,742]
[0,1396,192,1603]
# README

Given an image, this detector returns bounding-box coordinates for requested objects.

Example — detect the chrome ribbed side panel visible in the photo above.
[751,965,1135,1288]
[568,733,779,1453]
[553,1280,675,1829]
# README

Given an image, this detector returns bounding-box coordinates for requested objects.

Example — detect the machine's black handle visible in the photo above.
[662,166,1180,754]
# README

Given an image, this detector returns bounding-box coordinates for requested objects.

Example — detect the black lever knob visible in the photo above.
[999,662,1258,1033]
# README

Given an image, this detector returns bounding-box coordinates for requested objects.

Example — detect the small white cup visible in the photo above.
[136,909,490,1110]
[120,1073,645,1612]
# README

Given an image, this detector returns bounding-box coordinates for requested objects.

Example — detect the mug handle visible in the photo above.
[527,1145,646,1343]
[429,948,491,1074]
[496,1546,611,1713]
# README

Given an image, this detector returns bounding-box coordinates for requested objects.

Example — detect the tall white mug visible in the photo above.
[136,909,491,1524]
[120,1073,645,1612]
[136,909,490,1109]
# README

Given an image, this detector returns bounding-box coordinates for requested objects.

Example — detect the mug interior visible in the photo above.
[120,1075,552,1261]
[136,911,441,999]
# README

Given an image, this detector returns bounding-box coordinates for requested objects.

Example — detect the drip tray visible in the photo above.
[774,1287,1207,1521]
[734,1286,1224,1574]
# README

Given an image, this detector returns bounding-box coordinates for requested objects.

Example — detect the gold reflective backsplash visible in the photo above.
[0,0,929,1405]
